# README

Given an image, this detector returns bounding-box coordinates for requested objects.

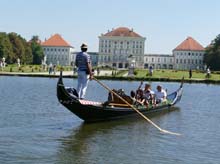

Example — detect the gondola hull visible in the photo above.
[57,72,183,123]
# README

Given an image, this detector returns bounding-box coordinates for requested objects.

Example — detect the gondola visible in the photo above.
[57,71,183,123]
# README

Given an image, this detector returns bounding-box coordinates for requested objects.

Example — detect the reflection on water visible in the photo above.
[56,108,181,164]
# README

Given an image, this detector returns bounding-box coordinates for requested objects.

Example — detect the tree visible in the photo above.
[204,34,220,71]
[24,46,33,64]
[0,32,15,63]
[30,36,44,64]
[8,32,28,64]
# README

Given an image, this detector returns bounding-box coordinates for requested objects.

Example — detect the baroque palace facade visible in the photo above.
[41,27,205,70]
[98,27,146,68]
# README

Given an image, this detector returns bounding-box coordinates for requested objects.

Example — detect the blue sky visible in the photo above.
[0,0,219,53]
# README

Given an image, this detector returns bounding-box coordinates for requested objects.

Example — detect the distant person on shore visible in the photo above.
[0,60,3,71]
[189,69,192,79]
[53,65,56,75]
[75,43,93,99]
[97,67,100,76]
[49,63,53,74]
[206,67,211,78]
[149,65,153,76]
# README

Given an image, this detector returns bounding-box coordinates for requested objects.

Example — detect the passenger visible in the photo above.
[130,90,136,104]
[143,83,155,108]
[155,85,167,104]
[135,89,145,105]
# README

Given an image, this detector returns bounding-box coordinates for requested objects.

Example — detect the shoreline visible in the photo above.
[1,72,220,84]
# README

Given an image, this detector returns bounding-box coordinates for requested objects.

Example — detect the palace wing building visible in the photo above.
[173,37,205,70]
[98,27,146,68]
[42,34,75,66]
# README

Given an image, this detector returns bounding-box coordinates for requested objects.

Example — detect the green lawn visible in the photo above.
[135,69,220,80]
[1,64,72,73]
[1,65,220,81]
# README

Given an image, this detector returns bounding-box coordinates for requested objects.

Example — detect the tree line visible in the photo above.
[204,34,220,71]
[0,32,44,65]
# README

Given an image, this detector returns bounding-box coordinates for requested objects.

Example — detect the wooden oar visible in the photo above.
[93,77,181,136]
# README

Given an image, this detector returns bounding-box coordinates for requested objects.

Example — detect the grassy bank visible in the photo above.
[0,64,72,73]
[1,65,220,83]
[134,69,220,81]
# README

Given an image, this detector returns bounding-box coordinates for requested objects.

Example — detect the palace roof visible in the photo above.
[42,34,72,47]
[173,37,204,51]
[103,27,142,37]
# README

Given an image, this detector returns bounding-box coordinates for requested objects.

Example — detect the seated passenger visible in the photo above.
[135,89,145,105]
[155,85,167,104]
[142,83,154,108]
[130,90,136,104]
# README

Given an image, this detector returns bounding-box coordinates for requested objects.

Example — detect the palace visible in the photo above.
[41,34,75,66]
[98,27,146,68]
[41,28,205,70]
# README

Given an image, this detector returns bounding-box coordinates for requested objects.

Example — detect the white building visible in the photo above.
[42,34,75,66]
[98,27,146,68]
[173,37,205,70]
[144,54,174,69]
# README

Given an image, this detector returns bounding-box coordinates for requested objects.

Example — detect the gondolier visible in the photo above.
[75,43,93,99]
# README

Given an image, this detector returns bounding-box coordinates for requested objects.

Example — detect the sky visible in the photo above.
[0,0,220,53]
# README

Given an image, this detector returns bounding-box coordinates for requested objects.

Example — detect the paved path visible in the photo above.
[0,70,114,76]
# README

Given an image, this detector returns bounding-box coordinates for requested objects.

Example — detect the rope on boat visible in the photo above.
[93,77,181,136]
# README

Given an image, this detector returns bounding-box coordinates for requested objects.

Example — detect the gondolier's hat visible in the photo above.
[81,43,88,49]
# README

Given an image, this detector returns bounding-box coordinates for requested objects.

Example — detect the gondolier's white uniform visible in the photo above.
[75,51,91,99]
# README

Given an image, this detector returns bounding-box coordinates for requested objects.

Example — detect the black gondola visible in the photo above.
[57,72,183,123]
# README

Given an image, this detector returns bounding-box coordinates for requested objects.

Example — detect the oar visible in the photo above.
[93,77,181,136]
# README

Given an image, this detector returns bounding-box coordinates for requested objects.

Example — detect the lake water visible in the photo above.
[0,76,220,164]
